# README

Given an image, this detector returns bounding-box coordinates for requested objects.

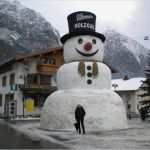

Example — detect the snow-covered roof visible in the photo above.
[112,77,145,91]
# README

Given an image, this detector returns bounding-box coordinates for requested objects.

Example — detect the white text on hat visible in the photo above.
[74,22,94,30]
[76,13,93,21]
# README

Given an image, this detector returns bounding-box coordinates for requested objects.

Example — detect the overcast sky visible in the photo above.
[17,0,150,49]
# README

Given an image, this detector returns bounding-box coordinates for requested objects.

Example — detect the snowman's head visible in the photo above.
[63,35,104,62]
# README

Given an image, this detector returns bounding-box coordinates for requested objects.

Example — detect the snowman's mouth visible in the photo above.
[75,48,99,57]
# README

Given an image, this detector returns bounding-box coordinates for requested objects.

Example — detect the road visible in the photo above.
[37,118,150,149]
[1,118,150,149]
[0,119,67,149]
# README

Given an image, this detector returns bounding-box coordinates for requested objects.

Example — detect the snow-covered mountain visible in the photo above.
[0,0,60,65]
[104,30,149,78]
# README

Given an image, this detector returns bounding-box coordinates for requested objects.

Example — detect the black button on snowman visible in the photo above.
[40,11,127,130]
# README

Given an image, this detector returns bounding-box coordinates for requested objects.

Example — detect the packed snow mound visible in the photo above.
[40,89,127,131]
[57,62,111,90]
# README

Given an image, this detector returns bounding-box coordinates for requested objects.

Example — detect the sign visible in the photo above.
[10,84,17,91]
[25,98,34,112]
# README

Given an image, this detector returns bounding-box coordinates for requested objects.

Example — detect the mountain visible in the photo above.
[104,30,149,78]
[0,0,60,65]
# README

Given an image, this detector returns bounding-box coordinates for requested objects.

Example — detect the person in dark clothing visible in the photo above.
[127,104,131,120]
[75,104,86,134]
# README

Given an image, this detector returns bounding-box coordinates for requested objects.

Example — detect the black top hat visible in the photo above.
[60,11,105,44]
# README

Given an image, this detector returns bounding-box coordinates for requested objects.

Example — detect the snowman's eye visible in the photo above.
[78,38,83,44]
[92,39,96,44]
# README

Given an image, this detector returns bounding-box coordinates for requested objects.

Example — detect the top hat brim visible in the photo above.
[60,31,105,44]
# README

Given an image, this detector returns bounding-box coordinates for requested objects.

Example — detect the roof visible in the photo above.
[0,47,62,67]
[112,77,146,91]
[0,56,15,66]
[16,47,62,61]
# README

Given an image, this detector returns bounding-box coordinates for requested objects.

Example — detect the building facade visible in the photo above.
[112,77,145,117]
[0,47,63,118]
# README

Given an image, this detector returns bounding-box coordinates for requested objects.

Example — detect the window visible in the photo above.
[26,74,38,84]
[9,73,15,85]
[0,94,2,106]
[40,57,56,65]
[40,75,51,85]
[5,94,14,101]
[47,58,56,65]
[2,76,7,87]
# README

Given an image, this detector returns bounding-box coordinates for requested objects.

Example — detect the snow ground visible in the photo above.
[8,118,150,149]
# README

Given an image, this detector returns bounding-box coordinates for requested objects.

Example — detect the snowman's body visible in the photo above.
[57,62,111,90]
[40,33,127,130]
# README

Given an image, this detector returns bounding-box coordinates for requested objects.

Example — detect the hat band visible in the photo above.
[74,22,95,31]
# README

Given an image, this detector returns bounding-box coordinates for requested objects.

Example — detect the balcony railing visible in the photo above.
[22,84,51,89]
[37,64,58,74]
[19,83,57,94]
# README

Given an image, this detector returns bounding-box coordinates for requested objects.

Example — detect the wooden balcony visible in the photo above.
[22,84,51,89]
[37,64,58,74]
[19,84,57,94]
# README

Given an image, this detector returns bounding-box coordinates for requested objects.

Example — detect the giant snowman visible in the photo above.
[40,11,127,130]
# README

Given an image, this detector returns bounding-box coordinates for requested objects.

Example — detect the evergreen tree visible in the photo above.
[138,53,150,120]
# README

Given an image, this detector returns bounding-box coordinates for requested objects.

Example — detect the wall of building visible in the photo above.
[0,58,39,116]
[0,64,20,115]
[0,62,26,115]
[117,90,141,115]
[16,59,43,116]
[0,50,62,117]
